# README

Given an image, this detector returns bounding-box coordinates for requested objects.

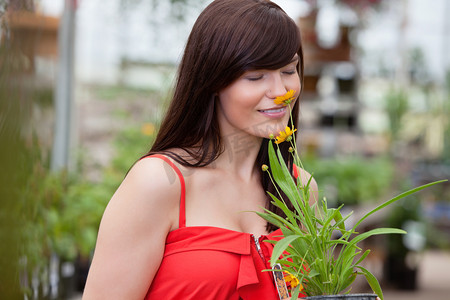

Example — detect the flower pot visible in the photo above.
[305,294,378,300]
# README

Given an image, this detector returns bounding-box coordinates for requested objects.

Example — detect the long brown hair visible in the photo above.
[146,0,304,231]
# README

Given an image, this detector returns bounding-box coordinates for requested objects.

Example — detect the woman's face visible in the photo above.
[217,56,301,143]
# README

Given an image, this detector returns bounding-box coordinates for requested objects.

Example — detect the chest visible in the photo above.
[183,169,268,233]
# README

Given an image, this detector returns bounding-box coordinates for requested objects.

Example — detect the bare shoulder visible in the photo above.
[126,155,183,199]
[108,156,182,228]
[83,155,182,299]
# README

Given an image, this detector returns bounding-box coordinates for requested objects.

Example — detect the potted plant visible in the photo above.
[257,91,445,300]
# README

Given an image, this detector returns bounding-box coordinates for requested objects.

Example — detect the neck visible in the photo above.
[213,130,263,181]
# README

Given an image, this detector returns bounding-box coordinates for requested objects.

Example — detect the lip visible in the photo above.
[258,106,287,118]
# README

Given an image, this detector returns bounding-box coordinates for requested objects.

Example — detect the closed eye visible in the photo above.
[283,70,296,75]
[246,75,263,81]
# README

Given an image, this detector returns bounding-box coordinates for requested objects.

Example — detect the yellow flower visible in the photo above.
[284,271,303,291]
[275,126,297,144]
[141,122,155,136]
[274,89,296,106]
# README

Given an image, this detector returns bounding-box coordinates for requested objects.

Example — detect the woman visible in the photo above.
[83,0,317,299]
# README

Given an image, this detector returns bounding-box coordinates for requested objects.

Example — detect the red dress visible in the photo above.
[144,155,282,300]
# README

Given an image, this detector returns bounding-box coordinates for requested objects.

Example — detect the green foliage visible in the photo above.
[111,126,154,171]
[385,182,421,257]
[0,36,49,297]
[303,155,394,206]
[39,172,111,260]
[384,88,409,139]
[442,70,450,163]
[258,140,446,299]
[93,84,157,102]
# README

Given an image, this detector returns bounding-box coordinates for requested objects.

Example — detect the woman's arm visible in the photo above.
[83,157,181,299]
[294,166,319,206]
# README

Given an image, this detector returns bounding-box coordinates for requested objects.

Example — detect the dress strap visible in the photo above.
[144,154,186,228]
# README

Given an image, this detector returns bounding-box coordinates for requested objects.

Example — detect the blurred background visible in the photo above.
[0,0,449,299]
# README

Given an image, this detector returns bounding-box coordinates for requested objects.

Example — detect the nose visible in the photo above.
[266,73,287,99]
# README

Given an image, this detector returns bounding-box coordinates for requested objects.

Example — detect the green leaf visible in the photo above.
[355,249,371,266]
[332,206,347,233]
[354,180,447,230]
[290,284,302,300]
[339,271,357,293]
[308,269,320,277]
[325,239,350,246]
[268,142,303,214]
[267,191,296,225]
[357,265,383,300]
[271,235,301,266]
[320,207,343,237]
[348,228,406,248]
[255,211,289,229]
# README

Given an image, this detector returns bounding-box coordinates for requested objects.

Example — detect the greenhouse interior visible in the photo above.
[1,0,449,299]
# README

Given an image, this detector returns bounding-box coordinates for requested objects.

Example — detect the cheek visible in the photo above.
[290,75,302,94]
[220,87,259,114]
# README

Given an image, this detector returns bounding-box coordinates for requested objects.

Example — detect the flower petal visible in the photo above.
[274,90,296,106]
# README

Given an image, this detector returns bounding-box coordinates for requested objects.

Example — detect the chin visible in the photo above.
[251,121,289,139]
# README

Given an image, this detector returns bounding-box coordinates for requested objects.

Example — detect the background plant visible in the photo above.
[302,155,394,207]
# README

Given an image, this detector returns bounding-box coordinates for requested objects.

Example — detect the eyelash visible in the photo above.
[283,70,296,75]
[246,68,296,81]
[247,75,263,81]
